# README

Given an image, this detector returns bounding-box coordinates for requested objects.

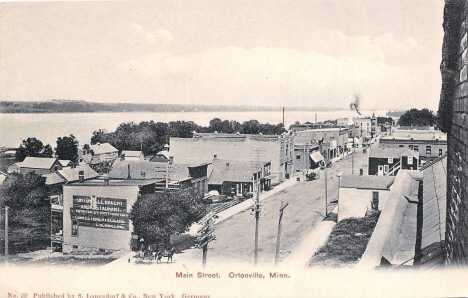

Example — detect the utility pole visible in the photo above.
[4,206,9,265]
[324,168,328,217]
[165,158,173,189]
[275,200,289,266]
[303,143,306,177]
[282,107,285,127]
[196,212,217,268]
[352,137,355,175]
[254,181,260,266]
[251,147,263,266]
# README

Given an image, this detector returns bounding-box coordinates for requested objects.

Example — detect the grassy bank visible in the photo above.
[309,212,380,268]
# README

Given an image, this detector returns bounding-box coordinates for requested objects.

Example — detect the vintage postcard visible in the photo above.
[1,0,468,297]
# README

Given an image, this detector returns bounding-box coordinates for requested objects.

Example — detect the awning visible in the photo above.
[263,174,277,180]
[310,152,324,163]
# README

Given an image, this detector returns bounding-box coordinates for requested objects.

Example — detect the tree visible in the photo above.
[55,134,79,162]
[398,109,437,127]
[0,172,50,254]
[91,129,112,145]
[15,137,54,162]
[129,188,206,244]
[241,120,261,134]
[377,117,393,125]
[169,121,201,138]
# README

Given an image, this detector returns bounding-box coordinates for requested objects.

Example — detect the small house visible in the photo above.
[19,157,63,175]
[338,175,395,221]
[368,148,419,176]
[207,158,273,197]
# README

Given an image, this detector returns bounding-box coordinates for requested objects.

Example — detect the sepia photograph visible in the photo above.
[0,0,467,297]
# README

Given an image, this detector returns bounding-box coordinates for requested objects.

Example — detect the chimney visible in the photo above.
[104,177,109,186]
[127,164,131,180]
[214,154,217,160]
[169,156,174,165]
[121,153,125,161]
[141,171,146,179]
[78,171,84,183]
[226,162,230,170]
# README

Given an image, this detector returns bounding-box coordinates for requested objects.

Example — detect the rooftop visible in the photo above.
[44,164,99,185]
[89,143,118,155]
[340,175,395,190]
[121,150,143,157]
[369,148,418,159]
[419,156,446,268]
[209,159,269,185]
[108,160,192,181]
[72,178,164,187]
[296,128,345,133]
[381,130,447,141]
[20,157,58,169]
[192,132,289,140]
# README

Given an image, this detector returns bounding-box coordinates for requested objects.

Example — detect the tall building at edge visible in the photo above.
[439,0,468,266]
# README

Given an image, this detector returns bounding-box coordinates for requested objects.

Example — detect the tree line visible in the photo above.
[90,118,285,156]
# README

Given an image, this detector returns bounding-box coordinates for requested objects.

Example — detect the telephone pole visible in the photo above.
[254,180,260,266]
[251,147,263,266]
[275,200,289,266]
[196,212,217,268]
[352,137,355,175]
[324,168,328,217]
[4,206,9,265]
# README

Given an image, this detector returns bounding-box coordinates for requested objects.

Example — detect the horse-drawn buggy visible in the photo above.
[133,243,175,264]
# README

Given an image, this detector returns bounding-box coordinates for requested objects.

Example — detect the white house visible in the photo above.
[338,175,396,221]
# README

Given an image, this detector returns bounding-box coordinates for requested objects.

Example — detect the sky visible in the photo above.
[0,0,445,111]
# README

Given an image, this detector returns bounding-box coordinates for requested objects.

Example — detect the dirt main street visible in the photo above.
[177,147,370,266]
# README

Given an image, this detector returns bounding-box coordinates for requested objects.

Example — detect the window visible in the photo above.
[409,145,413,150]
[408,156,413,164]
[296,155,301,160]
[414,145,419,152]
[399,145,404,148]
[439,149,443,157]
[388,158,393,164]
[426,146,432,156]
[71,220,79,237]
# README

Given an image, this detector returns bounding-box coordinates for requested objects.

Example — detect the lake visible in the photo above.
[0,110,388,148]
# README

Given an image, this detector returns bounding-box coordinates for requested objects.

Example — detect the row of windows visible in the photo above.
[397,144,445,156]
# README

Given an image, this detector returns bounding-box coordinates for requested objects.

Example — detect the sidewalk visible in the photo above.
[215,177,298,224]
[104,178,299,268]
[280,207,337,269]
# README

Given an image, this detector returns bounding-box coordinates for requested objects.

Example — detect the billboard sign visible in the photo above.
[71,195,129,230]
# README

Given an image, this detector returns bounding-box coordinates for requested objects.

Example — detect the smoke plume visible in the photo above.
[349,93,361,116]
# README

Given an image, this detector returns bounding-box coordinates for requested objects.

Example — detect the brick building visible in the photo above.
[169,133,294,184]
[294,128,349,160]
[378,129,447,161]
[439,0,468,266]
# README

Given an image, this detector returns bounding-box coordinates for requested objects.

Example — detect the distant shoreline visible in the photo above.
[0,100,347,114]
